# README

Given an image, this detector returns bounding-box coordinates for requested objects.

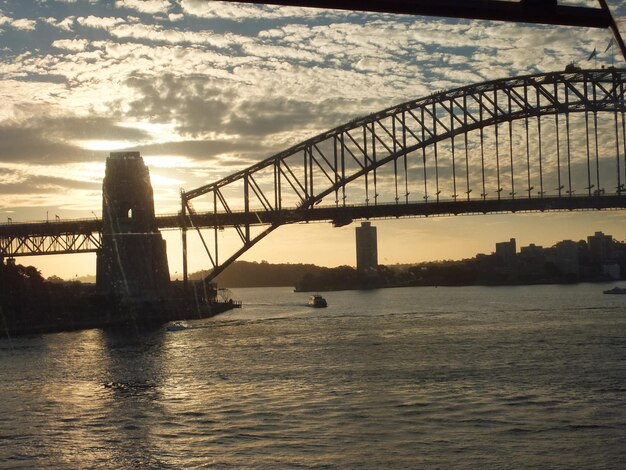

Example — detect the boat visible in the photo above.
[166,321,188,331]
[307,294,327,308]
[603,287,626,294]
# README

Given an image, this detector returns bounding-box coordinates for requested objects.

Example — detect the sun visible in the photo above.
[74,140,136,151]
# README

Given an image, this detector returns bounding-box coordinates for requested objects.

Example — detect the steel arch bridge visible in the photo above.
[2,69,626,282]
[181,68,626,283]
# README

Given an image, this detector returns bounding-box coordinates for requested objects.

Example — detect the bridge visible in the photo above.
[2,69,626,284]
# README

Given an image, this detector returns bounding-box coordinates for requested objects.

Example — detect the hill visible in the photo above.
[189,260,326,288]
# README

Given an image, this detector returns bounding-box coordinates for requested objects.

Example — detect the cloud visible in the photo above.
[0,14,37,30]
[225,97,332,136]
[107,22,242,48]
[12,18,37,30]
[121,71,363,146]
[38,115,151,141]
[131,139,261,161]
[115,0,172,15]
[52,39,89,51]
[0,173,99,195]
[241,42,325,63]
[180,0,339,20]
[76,16,126,30]
[0,126,93,164]
[0,115,152,164]
[43,17,75,31]
[123,74,234,136]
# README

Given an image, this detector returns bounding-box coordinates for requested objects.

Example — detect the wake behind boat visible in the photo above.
[166,321,189,331]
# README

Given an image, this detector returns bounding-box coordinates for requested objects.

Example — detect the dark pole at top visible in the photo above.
[215,0,626,62]
[598,0,626,64]
[217,0,610,28]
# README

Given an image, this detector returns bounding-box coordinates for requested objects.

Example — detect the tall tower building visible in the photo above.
[356,221,378,271]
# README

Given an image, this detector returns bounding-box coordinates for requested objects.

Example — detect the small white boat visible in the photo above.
[307,295,327,308]
[166,321,188,331]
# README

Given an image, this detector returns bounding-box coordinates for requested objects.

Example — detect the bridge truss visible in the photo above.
[182,68,626,282]
[0,219,102,258]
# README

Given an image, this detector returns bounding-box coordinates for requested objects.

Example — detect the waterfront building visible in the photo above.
[587,231,614,264]
[495,238,516,264]
[555,240,580,275]
[602,263,621,280]
[520,243,543,256]
[356,221,378,271]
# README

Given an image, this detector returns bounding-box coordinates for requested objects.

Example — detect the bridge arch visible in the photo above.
[182,68,626,282]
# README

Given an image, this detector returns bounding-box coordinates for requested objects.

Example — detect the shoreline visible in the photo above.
[1,299,240,339]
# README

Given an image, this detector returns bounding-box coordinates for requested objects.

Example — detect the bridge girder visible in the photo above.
[178,195,626,228]
[0,219,101,258]
[0,232,101,258]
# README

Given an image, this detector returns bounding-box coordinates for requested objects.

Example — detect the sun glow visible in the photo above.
[116,121,179,142]
[150,172,184,187]
[75,140,137,151]
[143,155,195,169]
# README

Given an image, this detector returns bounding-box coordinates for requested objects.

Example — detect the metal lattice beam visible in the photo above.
[0,232,101,257]
[182,68,626,282]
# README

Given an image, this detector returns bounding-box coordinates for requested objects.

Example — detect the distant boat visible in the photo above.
[307,295,327,308]
[166,321,188,331]
[603,287,626,294]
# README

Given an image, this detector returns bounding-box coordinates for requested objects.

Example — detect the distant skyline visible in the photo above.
[1,0,626,278]
[68,224,626,283]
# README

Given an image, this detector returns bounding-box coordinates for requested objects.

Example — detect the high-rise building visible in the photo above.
[555,240,579,275]
[495,238,516,264]
[356,221,378,271]
[587,231,613,264]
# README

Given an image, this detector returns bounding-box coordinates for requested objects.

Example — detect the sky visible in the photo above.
[1,0,626,279]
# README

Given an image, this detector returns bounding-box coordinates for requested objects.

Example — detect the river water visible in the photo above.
[1,284,625,468]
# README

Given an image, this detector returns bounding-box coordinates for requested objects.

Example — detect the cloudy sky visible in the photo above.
[1,0,626,278]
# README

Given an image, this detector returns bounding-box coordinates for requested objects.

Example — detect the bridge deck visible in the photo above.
[1,195,625,240]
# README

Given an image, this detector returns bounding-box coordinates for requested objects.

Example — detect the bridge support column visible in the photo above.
[96,152,170,303]
[181,189,188,290]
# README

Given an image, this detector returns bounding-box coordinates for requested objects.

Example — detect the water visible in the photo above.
[1,284,625,468]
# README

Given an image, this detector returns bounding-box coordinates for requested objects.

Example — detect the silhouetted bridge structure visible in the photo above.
[2,69,626,282]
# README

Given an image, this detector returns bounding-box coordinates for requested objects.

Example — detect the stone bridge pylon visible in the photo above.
[96,152,171,301]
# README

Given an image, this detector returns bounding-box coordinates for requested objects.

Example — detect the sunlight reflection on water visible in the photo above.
[1,284,625,468]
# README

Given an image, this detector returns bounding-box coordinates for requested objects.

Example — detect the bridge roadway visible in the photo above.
[169,195,626,228]
[2,195,626,257]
